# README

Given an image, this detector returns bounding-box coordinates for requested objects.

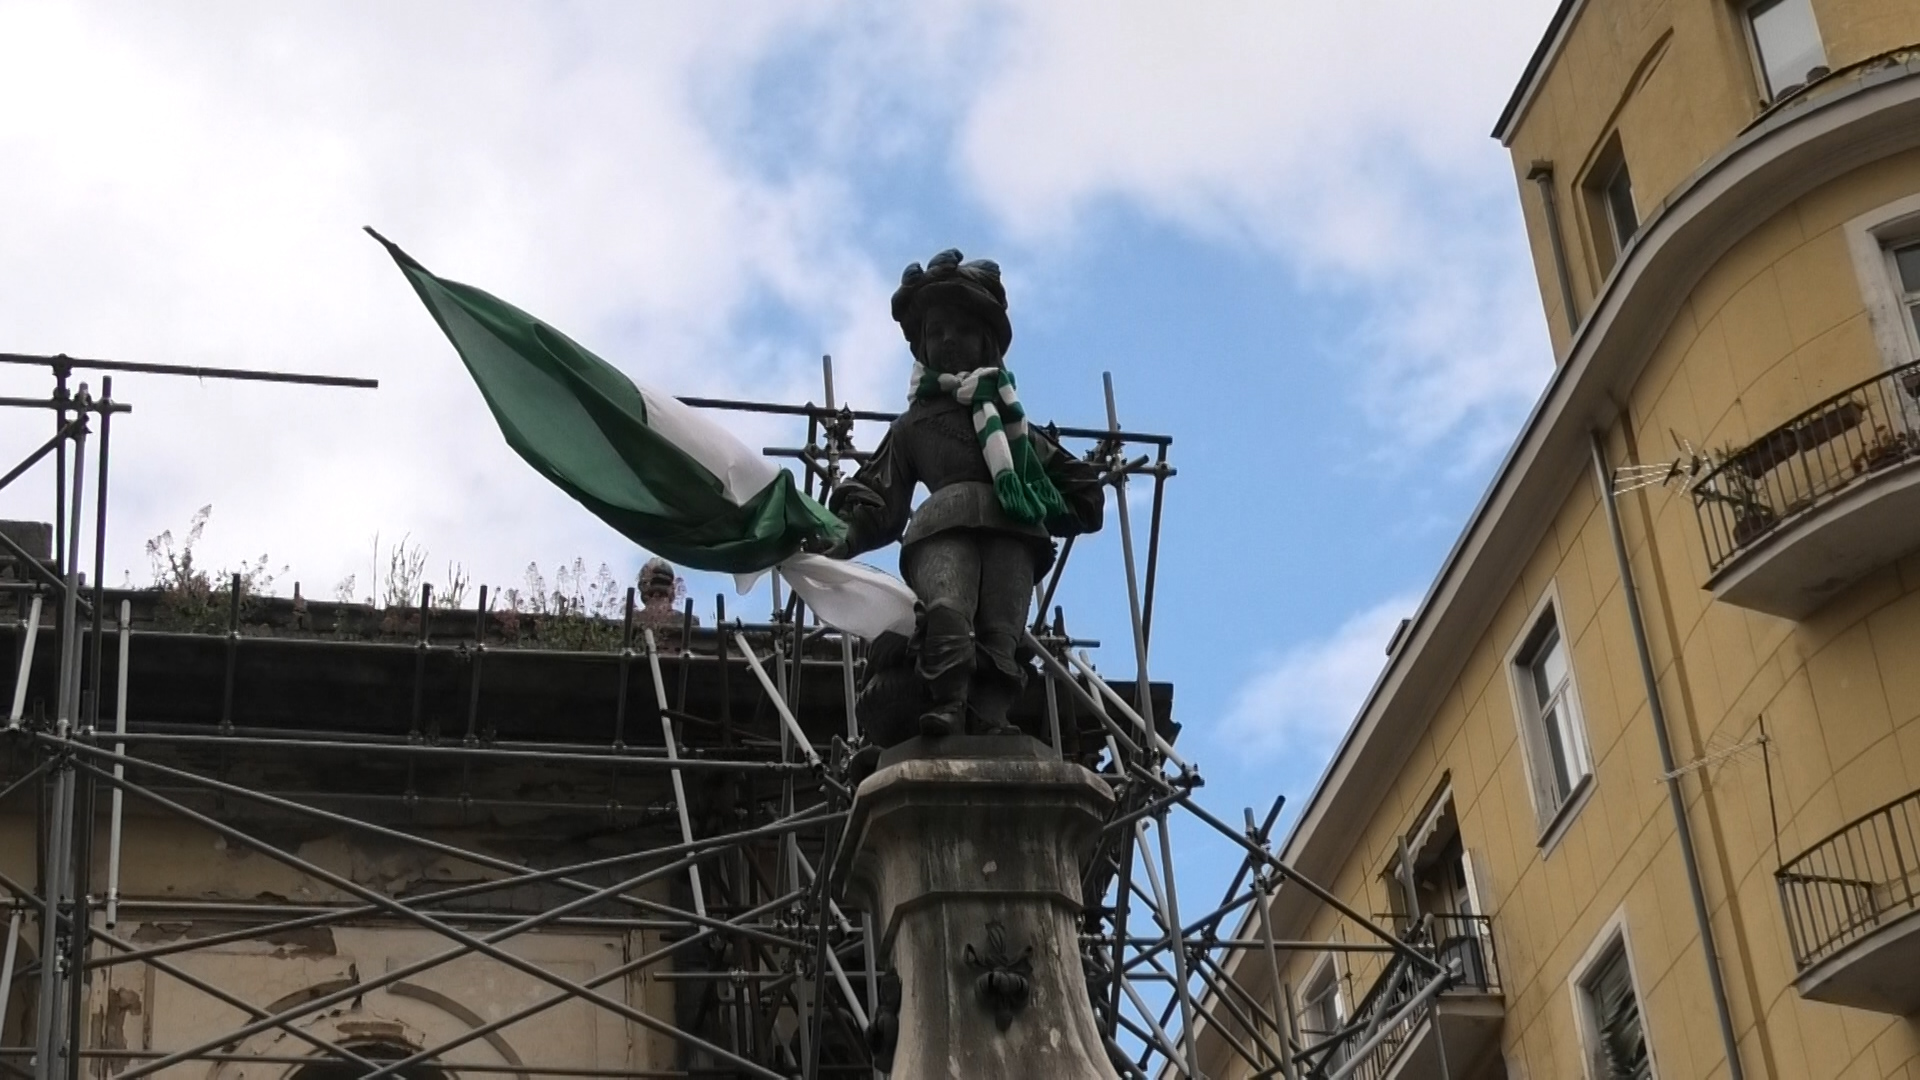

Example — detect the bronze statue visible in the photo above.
[816,250,1104,740]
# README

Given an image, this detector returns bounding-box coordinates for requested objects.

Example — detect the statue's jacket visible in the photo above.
[830,396,1105,571]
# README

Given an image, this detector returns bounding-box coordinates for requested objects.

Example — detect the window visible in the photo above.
[1842,194,1920,370]
[1508,593,1592,839]
[1582,135,1637,275]
[1386,786,1479,929]
[1578,939,1653,1080]
[1299,958,1344,1043]
[1746,0,1826,101]
[1600,160,1638,255]
[1386,790,1501,993]
[1889,238,1920,353]
[1526,620,1580,800]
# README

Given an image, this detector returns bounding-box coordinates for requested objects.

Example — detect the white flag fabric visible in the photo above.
[640,386,915,640]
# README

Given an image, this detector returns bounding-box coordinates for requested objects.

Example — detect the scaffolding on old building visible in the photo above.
[0,350,1459,1080]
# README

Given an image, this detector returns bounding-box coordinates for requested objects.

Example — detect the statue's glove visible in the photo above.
[803,532,852,559]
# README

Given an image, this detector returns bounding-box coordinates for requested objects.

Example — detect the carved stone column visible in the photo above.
[832,740,1119,1079]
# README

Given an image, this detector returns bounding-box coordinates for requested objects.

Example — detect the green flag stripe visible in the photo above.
[370,229,839,574]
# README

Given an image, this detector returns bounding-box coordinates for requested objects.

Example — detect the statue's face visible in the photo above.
[919,304,994,374]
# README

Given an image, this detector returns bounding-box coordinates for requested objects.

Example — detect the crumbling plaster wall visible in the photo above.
[3,803,681,1077]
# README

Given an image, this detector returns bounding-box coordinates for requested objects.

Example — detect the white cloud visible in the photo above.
[950,0,1561,458]
[1219,594,1418,760]
[0,2,904,597]
[0,0,1564,606]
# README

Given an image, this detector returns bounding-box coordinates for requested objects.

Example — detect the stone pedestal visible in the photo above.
[832,738,1119,1079]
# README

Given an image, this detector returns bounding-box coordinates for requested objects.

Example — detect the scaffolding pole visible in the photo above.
[0,364,1477,1080]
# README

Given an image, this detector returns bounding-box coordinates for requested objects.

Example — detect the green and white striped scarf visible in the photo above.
[910,361,1069,525]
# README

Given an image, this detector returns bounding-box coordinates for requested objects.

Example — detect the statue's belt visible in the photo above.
[902,482,1050,548]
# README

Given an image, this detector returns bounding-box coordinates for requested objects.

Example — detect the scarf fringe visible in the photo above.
[1007,436,1069,524]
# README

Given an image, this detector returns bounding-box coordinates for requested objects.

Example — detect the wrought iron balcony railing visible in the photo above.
[1693,358,1920,573]
[1776,787,1920,971]
[1302,913,1501,1080]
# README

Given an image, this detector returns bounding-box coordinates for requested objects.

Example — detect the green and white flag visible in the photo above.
[371,229,915,640]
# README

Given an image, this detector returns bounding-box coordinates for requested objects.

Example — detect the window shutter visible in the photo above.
[1591,953,1651,1079]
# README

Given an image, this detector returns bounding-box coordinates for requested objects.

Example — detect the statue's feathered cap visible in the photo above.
[890,249,1012,354]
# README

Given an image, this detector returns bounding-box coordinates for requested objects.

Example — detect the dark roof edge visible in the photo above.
[1492,0,1588,144]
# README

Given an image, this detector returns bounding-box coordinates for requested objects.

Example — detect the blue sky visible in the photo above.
[0,1,1562,910]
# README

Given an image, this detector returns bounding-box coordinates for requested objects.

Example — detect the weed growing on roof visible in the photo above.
[503,558,626,651]
[139,509,665,651]
[145,505,285,633]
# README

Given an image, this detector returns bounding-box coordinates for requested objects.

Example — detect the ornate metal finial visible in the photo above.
[964,921,1033,1031]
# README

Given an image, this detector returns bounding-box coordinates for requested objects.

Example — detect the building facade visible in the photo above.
[0,579,855,1079]
[1202,1,1920,1077]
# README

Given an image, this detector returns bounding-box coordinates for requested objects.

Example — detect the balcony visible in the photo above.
[1300,915,1504,1080]
[1776,787,1920,1014]
[1693,358,1920,618]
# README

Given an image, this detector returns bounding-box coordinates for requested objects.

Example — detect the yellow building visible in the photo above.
[1201,1,1920,1077]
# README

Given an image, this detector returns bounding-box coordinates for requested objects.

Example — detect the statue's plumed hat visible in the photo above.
[890,249,1012,354]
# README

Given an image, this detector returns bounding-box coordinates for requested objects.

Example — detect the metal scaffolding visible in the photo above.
[0,350,1452,1080]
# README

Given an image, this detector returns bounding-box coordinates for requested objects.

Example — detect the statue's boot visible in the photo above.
[968,671,1023,736]
[919,664,970,738]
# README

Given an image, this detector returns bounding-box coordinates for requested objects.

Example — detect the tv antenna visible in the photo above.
[1611,431,1710,496]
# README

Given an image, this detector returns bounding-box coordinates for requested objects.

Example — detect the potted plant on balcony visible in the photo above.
[1730,502,1779,546]
[1851,425,1915,474]
[1699,444,1778,546]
